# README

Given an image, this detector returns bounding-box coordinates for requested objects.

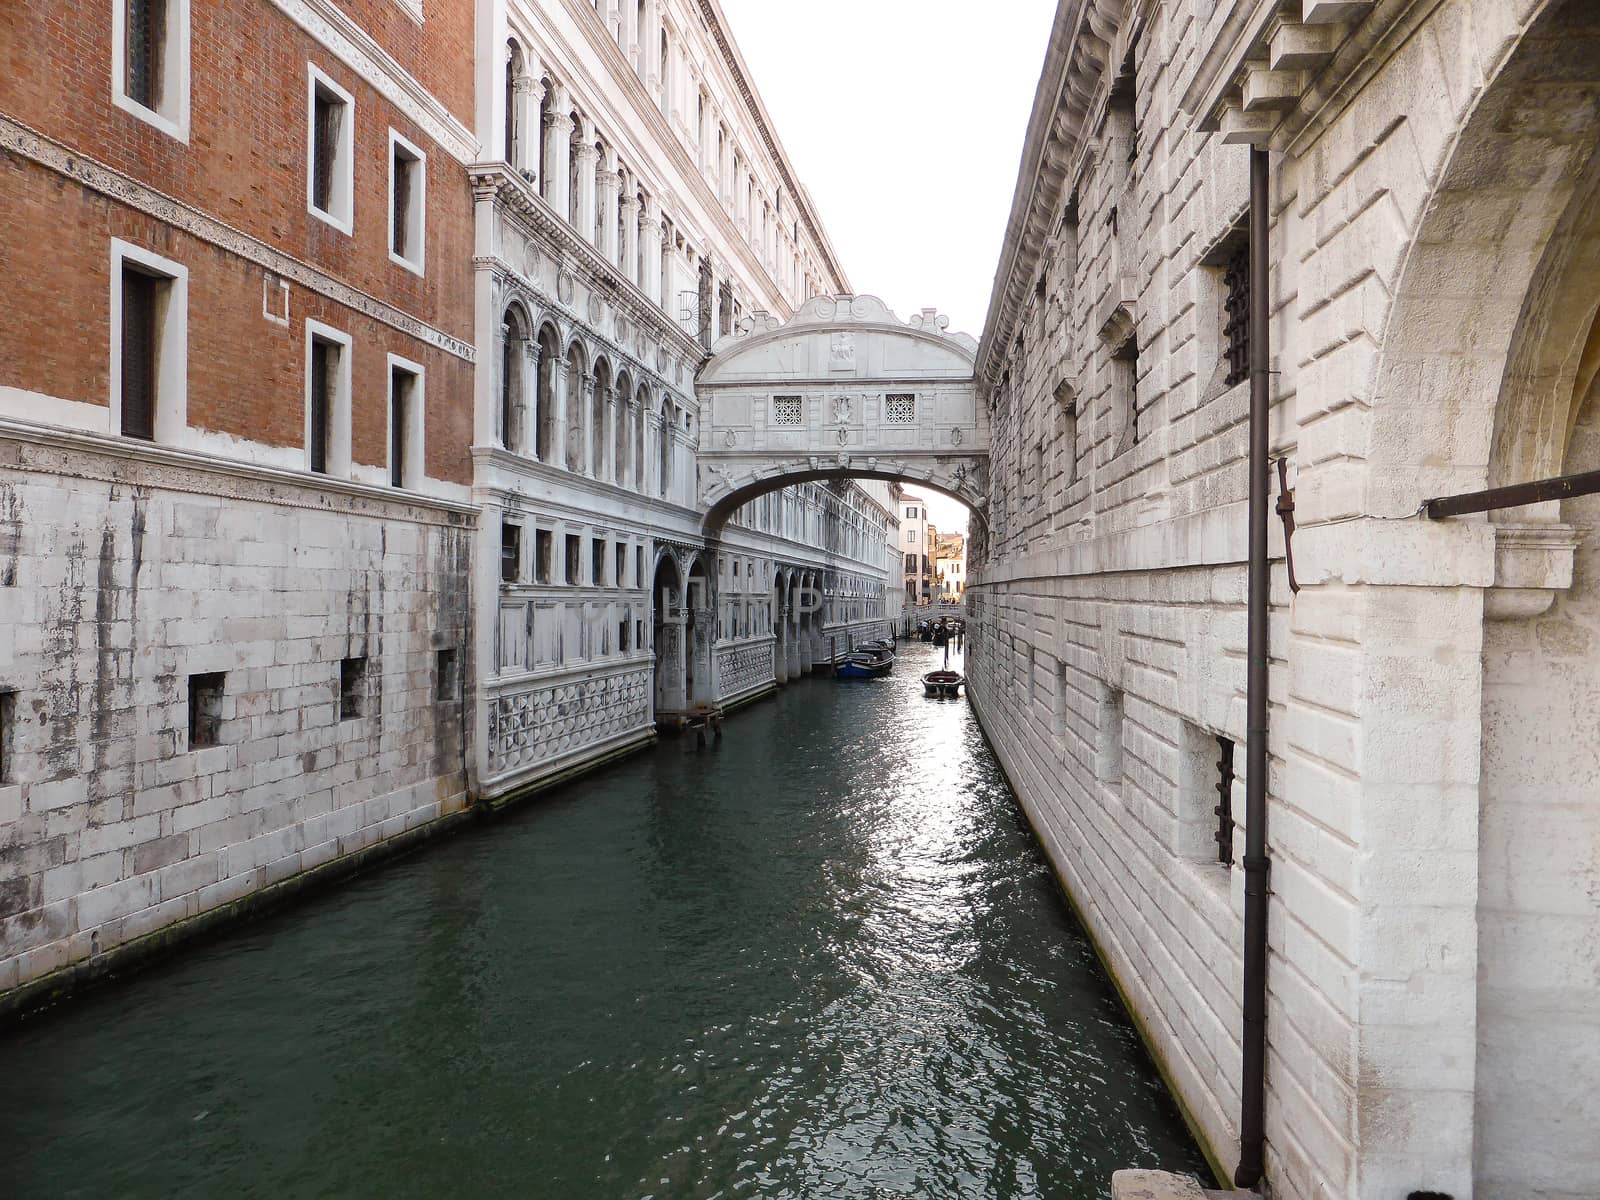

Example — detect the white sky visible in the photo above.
[720,0,1057,539]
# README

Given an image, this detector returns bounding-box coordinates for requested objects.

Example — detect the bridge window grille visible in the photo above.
[884,394,916,425]
[1215,736,1236,866]
[1223,241,1250,388]
[772,396,803,426]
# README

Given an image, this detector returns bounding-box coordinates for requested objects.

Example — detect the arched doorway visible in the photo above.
[771,569,788,685]
[684,554,712,707]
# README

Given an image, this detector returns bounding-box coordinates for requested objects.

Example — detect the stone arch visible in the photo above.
[650,550,685,720]
[614,368,633,486]
[591,354,612,480]
[498,300,533,452]
[633,379,650,493]
[536,73,556,201]
[700,461,984,540]
[1352,4,1600,1196]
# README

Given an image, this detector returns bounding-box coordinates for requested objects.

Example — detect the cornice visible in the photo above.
[0,417,478,522]
[2,114,474,362]
[977,0,1125,390]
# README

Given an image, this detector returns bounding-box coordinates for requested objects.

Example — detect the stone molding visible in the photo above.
[0,417,477,526]
[0,114,475,363]
[1485,521,1582,620]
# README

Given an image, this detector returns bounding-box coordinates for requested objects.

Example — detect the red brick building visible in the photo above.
[0,0,480,995]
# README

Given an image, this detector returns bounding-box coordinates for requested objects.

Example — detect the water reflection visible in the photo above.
[0,641,1208,1199]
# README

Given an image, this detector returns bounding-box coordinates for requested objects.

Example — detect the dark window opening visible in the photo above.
[1215,737,1236,866]
[435,648,458,702]
[120,267,158,441]
[390,366,413,488]
[392,144,416,260]
[565,535,581,585]
[0,690,15,784]
[615,544,627,588]
[635,546,644,587]
[1223,239,1251,388]
[536,530,553,584]
[618,620,630,653]
[592,537,606,586]
[312,87,343,214]
[188,672,224,749]
[501,522,521,583]
[126,0,166,110]
[309,337,336,473]
[338,657,366,721]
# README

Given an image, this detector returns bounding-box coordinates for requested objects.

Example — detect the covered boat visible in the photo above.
[922,669,964,698]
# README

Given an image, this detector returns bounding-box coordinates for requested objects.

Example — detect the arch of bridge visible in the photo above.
[695,295,990,528]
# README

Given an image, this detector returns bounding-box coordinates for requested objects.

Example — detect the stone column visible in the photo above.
[619,192,641,287]
[603,386,618,483]
[511,75,540,177]
[598,152,621,265]
[553,353,569,472]
[574,119,599,244]
[641,197,663,307]
[577,372,595,475]
[520,341,539,454]
[544,89,572,218]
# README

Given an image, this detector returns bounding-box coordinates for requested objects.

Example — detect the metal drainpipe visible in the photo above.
[1235,145,1273,1191]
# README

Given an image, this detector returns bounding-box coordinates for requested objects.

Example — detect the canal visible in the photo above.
[1,641,1210,1199]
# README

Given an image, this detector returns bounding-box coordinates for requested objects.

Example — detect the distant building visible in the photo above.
[933,532,965,599]
[899,496,933,603]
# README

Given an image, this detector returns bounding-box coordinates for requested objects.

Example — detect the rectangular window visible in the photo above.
[1222,241,1250,388]
[187,672,224,749]
[388,130,426,274]
[309,338,335,474]
[565,535,581,585]
[113,241,187,444]
[120,267,157,441]
[536,530,553,584]
[435,648,458,702]
[501,522,521,583]
[592,537,606,586]
[308,67,354,233]
[636,546,644,588]
[115,0,188,140]
[615,544,627,589]
[0,690,14,784]
[388,358,421,489]
[338,657,366,721]
[1214,737,1235,866]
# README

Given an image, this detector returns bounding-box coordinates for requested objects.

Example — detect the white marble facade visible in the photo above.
[968,1,1600,1198]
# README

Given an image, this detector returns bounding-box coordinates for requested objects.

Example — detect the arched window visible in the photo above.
[615,371,632,486]
[658,401,672,498]
[568,112,584,226]
[634,382,648,492]
[537,78,555,200]
[499,308,528,451]
[591,358,609,478]
[504,41,525,165]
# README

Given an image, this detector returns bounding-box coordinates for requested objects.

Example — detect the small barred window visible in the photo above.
[772,396,803,426]
[884,394,916,425]
[1223,241,1250,388]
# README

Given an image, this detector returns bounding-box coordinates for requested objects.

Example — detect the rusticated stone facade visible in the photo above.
[968,1,1600,1198]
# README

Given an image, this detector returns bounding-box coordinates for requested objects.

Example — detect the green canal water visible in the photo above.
[1,641,1210,1199]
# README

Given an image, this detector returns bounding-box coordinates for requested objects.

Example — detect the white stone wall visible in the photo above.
[968,1,1600,1197]
[0,430,473,994]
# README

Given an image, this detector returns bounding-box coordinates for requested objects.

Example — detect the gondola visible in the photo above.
[921,669,964,698]
[835,645,895,679]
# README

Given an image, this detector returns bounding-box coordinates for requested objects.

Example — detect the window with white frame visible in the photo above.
[388,129,426,273]
[387,355,423,488]
[307,66,355,234]
[113,0,190,141]
[304,320,351,476]
[111,239,187,444]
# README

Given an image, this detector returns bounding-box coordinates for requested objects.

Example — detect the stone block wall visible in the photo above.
[0,431,474,994]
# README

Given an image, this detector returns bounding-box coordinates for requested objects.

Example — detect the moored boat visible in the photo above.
[922,669,964,698]
[836,646,895,679]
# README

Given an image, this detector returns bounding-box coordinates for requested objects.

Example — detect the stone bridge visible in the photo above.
[695,295,989,530]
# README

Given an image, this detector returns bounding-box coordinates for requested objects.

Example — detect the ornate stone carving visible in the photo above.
[557,270,576,305]
[487,669,652,773]
[830,332,856,370]
[717,644,774,697]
